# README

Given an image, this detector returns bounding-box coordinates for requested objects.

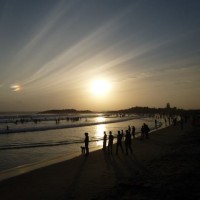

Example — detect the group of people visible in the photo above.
[103,129,133,155]
[141,123,150,139]
[83,123,150,156]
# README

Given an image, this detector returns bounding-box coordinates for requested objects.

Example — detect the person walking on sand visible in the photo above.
[84,132,89,156]
[125,130,133,155]
[103,131,107,150]
[107,131,114,155]
[116,131,124,155]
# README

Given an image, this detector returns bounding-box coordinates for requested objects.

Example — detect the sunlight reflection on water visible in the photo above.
[0,116,158,171]
[93,117,107,147]
[95,124,106,147]
[96,116,106,123]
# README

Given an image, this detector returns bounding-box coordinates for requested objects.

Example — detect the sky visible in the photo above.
[0,0,200,112]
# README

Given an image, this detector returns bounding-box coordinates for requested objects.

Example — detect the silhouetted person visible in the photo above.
[128,125,131,133]
[144,123,150,138]
[155,119,157,128]
[103,131,107,150]
[141,123,150,139]
[107,131,114,154]
[116,131,124,155]
[125,130,132,155]
[84,132,89,156]
[121,130,125,141]
[131,125,136,139]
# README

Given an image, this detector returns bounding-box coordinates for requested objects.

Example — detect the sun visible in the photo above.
[90,79,111,96]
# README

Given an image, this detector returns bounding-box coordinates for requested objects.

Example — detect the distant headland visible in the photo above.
[39,104,199,115]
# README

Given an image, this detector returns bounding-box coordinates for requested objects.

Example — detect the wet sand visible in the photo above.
[0,122,199,200]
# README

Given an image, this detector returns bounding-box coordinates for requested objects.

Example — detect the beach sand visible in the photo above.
[0,122,199,200]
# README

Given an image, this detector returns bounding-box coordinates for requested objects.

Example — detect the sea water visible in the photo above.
[0,113,159,172]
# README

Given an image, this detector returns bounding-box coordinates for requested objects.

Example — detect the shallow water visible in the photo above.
[0,114,158,172]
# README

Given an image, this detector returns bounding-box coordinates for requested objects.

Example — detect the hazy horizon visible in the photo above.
[1,104,199,114]
[0,0,200,111]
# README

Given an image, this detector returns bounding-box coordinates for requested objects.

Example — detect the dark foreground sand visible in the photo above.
[0,122,200,200]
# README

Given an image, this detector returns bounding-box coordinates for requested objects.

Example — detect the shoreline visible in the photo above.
[0,116,140,134]
[1,121,199,199]
[0,119,162,178]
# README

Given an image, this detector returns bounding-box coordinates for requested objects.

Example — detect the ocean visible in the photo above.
[0,113,160,172]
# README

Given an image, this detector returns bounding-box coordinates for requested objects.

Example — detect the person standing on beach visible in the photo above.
[84,132,89,156]
[116,131,124,155]
[121,130,125,141]
[128,125,131,133]
[131,125,136,139]
[141,123,150,139]
[125,130,133,155]
[103,131,107,150]
[107,131,114,154]
[145,123,150,138]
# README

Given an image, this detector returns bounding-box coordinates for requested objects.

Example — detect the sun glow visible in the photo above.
[11,84,21,92]
[91,79,111,96]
